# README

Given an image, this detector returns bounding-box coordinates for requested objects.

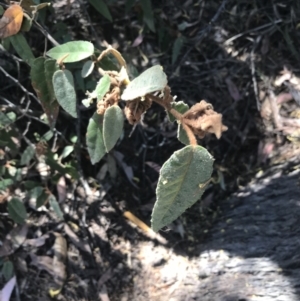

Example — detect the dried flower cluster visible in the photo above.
[124,97,152,125]
[147,86,227,143]
[182,101,228,139]
[97,86,120,115]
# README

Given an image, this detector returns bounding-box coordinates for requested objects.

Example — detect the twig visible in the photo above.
[268,88,282,129]
[250,37,261,111]
[14,277,21,301]
[178,0,228,67]
[193,0,228,41]
[1,96,44,123]
[0,66,41,105]
[124,211,167,245]
[0,96,68,143]
[33,20,60,47]
[76,0,102,49]
[181,122,197,146]
[224,19,282,45]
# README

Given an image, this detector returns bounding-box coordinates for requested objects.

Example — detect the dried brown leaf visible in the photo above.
[99,284,110,301]
[225,77,241,102]
[50,233,67,297]
[56,176,67,203]
[64,223,92,254]
[0,5,24,38]
[183,100,227,139]
[0,224,28,257]
[30,254,54,275]
[132,34,144,47]
[24,234,49,247]
[145,161,161,173]
[98,268,113,287]
[124,98,152,124]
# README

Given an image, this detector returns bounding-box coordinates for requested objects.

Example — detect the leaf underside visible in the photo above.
[86,113,106,164]
[121,65,167,100]
[103,106,124,152]
[52,69,77,118]
[46,41,94,63]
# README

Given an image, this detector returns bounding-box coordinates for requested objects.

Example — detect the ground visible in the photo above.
[1,0,300,300]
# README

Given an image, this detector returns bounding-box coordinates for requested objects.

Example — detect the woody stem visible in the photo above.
[181,122,197,147]
[147,95,198,147]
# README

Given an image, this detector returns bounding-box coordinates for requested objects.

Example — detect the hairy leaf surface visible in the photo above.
[121,65,167,100]
[151,145,214,232]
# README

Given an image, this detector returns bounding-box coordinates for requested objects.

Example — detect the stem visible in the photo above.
[181,122,197,147]
[169,108,182,121]
[96,46,127,69]
[147,94,198,147]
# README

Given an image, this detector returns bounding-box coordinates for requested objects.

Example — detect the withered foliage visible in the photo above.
[124,97,152,125]
[182,101,228,139]
[96,62,227,145]
[147,86,227,143]
[0,4,23,39]
[97,86,120,115]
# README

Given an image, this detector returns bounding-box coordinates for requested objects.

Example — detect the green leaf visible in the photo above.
[166,101,190,145]
[61,145,74,159]
[95,74,110,101]
[140,0,155,32]
[151,145,214,232]
[0,130,18,152]
[52,69,77,118]
[86,113,106,164]
[7,198,27,224]
[28,186,47,209]
[42,130,54,141]
[81,60,95,78]
[121,65,167,100]
[46,41,94,63]
[64,163,79,179]
[0,179,13,190]
[45,152,66,175]
[88,0,112,22]
[44,59,59,102]
[20,13,33,32]
[0,5,4,15]
[23,181,40,189]
[49,194,64,220]
[2,37,10,51]
[74,70,85,92]
[6,112,16,122]
[0,112,15,126]
[177,124,190,145]
[103,106,124,152]
[8,33,35,66]
[167,101,189,122]
[2,261,14,281]
[20,145,35,165]
[31,57,60,128]
[98,55,119,71]
[36,191,49,208]
[172,36,185,65]
[28,186,43,199]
